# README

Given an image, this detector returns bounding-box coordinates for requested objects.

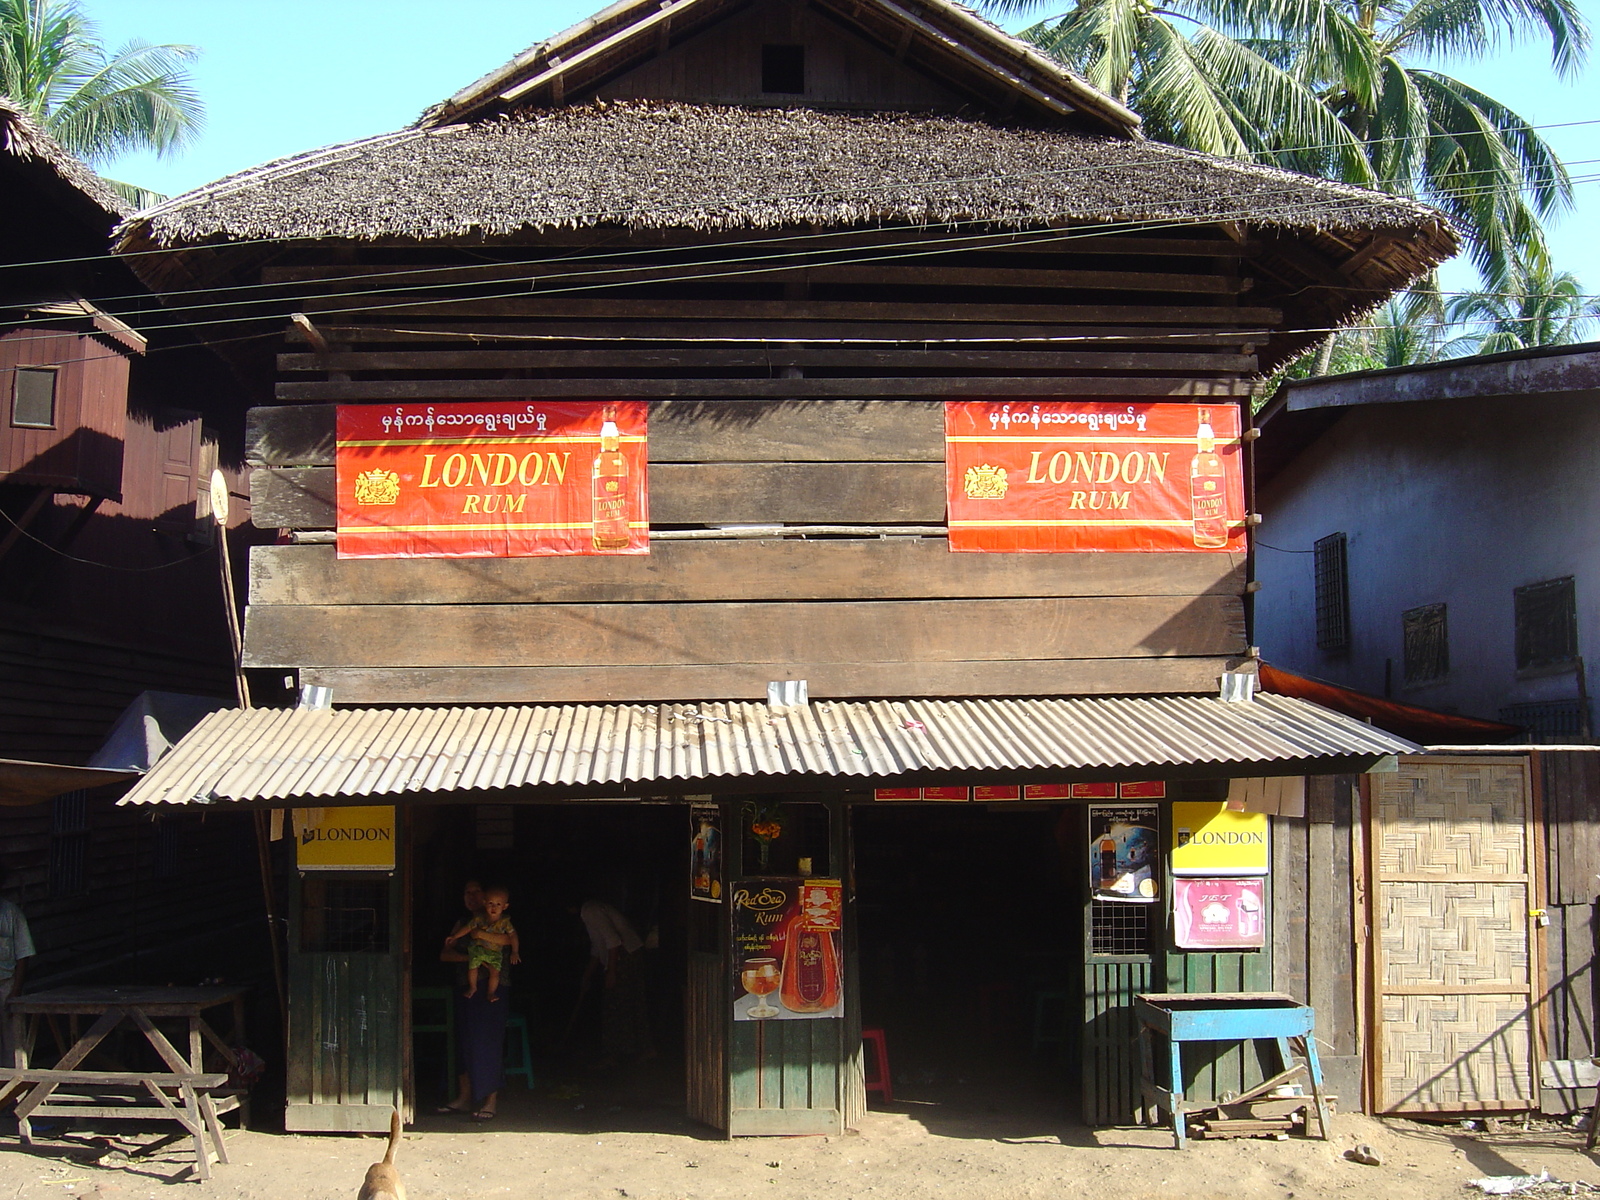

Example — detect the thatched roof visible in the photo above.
[0,97,128,220]
[123,102,1453,265]
[424,0,1139,136]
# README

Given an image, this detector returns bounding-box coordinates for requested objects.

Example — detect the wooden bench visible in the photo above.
[0,1068,235,1180]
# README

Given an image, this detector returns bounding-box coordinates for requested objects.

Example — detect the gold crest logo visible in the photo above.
[963,463,1009,499]
[353,469,400,506]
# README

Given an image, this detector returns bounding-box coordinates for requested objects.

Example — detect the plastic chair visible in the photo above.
[412,987,455,1095]
[504,1012,535,1087]
[862,1027,892,1103]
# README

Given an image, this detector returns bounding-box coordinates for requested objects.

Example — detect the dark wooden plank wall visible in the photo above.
[243,226,1255,704]
[1271,775,1362,1107]
[1536,750,1600,1111]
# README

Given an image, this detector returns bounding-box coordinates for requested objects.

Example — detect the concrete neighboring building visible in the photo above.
[1254,340,1600,739]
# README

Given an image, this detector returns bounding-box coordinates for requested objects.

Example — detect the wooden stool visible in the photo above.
[862,1027,892,1103]
[411,987,456,1097]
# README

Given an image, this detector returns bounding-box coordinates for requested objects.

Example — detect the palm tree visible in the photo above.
[991,0,1588,283]
[1444,262,1600,354]
[0,0,203,206]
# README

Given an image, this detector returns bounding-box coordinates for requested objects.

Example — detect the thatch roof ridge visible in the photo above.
[420,0,1139,136]
[0,97,129,219]
[121,102,1451,255]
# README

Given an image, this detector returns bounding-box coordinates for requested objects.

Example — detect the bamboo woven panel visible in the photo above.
[1378,881,1530,988]
[1378,993,1536,1110]
[1372,758,1538,1114]
[1376,763,1528,877]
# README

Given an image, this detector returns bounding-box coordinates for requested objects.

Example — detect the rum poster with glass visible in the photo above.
[944,400,1245,552]
[1088,804,1159,904]
[732,879,843,1021]
[334,400,648,558]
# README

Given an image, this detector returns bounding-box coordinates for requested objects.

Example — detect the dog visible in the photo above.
[357,1109,406,1200]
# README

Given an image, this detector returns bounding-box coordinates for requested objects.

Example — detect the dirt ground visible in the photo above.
[2,1092,1598,1200]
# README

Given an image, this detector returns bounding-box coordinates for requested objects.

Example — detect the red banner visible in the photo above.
[334,402,648,558]
[945,401,1245,553]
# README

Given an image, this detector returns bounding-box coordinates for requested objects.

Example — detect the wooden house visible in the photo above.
[114,0,1456,1134]
[0,101,265,993]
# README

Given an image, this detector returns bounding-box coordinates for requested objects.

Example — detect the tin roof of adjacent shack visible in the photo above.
[119,693,1418,806]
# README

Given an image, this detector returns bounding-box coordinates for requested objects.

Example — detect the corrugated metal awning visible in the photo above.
[118,694,1418,806]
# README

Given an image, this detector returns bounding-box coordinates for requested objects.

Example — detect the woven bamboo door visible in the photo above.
[1370,756,1541,1113]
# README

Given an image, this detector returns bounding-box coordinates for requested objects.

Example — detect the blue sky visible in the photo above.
[94,0,1600,296]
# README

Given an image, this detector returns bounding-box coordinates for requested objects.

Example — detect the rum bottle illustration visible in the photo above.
[1189,407,1229,548]
[779,907,841,1014]
[591,405,631,550]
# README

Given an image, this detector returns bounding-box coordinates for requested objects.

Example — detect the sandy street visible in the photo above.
[1,1106,1597,1200]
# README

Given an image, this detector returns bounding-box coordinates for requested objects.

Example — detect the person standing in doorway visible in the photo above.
[439,879,514,1120]
[576,896,653,1069]
[0,867,36,1066]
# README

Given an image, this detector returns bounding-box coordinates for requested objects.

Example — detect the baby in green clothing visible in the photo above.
[447,886,520,1002]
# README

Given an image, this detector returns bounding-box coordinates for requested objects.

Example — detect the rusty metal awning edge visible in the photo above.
[116,695,1419,808]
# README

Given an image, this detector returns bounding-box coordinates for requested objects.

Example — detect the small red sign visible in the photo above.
[1071,782,1118,799]
[872,789,922,801]
[1023,784,1074,800]
[1119,781,1167,799]
[335,401,649,558]
[920,787,971,801]
[973,785,1022,801]
[945,401,1245,553]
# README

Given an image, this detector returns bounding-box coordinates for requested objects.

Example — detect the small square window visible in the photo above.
[761,44,805,94]
[1515,576,1577,670]
[11,367,57,429]
[1314,533,1350,655]
[1402,603,1448,685]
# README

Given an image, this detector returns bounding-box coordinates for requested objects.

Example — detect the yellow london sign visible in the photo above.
[295,806,397,871]
[1170,801,1269,877]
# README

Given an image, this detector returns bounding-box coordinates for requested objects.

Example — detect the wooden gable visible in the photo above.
[594,0,967,110]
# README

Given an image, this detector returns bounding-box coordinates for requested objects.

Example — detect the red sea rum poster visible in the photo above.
[334,401,648,558]
[944,401,1245,553]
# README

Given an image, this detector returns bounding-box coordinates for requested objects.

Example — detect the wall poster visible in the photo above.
[294,806,396,871]
[1171,801,1270,877]
[690,802,722,904]
[944,401,1245,553]
[1173,877,1266,948]
[1089,804,1159,904]
[334,401,648,558]
[732,879,843,1021]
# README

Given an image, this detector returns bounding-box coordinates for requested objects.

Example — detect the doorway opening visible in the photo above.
[851,803,1085,1131]
[409,802,696,1134]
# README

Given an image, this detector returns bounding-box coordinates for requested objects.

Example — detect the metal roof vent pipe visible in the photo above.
[1219,672,1258,703]
[297,684,333,711]
[768,680,808,709]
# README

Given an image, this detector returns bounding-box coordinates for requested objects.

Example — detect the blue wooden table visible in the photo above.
[1134,992,1331,1148]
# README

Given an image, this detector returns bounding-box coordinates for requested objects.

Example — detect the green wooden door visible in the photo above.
[285,869,405,1131]
[726,797,848,1136]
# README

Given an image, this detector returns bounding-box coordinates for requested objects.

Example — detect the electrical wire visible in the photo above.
[8,165,1598,345]
[0,503,219,573]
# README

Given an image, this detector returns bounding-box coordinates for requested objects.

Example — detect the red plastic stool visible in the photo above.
[862,1027,893,1103]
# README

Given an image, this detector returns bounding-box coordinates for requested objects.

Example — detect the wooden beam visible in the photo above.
[249,540,1247,605]
[295,295,1283,325]
[240,594,1247,668]
[299,656,1237,705]
[273,376,1254,402]
[248,400,951,467]
[288,320,1265,346]
[277,348,1259,373]
[250,461,951,528]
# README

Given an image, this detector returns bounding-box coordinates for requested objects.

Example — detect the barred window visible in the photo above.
[49,790,89,898]
[1515,577,1577,671]
[1314,533,1350,655]
[1403,603,1449,685]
